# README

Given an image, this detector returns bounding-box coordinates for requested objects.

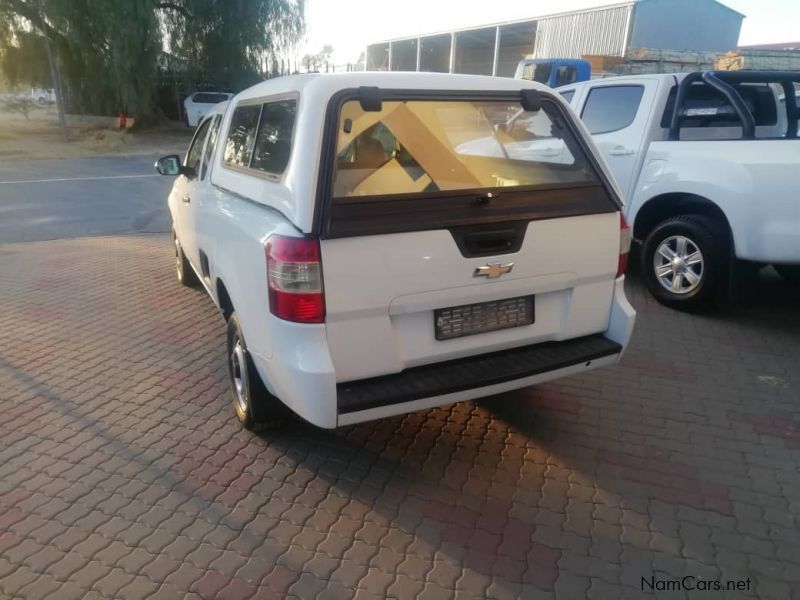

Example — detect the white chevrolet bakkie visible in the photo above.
[559,71,800,310]
[155,72,636,431]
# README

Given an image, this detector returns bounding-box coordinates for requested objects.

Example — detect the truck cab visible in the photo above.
[515,59,591,88]
[559,71,800,309]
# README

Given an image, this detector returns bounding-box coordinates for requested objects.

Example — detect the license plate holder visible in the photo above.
[435,295,535,340]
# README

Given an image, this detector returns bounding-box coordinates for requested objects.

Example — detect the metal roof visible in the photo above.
[367,0,744,46]
[368,2,636,45]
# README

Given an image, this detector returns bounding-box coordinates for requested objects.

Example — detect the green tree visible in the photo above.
[0,0,305,127]
[301,44,333,72]
[0,30,50,88]
[164,0,306,90]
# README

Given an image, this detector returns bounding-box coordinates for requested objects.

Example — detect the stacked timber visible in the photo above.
[715,49,800,71]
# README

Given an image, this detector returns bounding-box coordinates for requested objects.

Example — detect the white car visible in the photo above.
[559,71,800,309]
[182,91,233,127]
[31,88,55,104]
[156,72,635,431]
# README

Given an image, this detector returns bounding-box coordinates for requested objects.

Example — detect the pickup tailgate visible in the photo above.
[319,93,621,383]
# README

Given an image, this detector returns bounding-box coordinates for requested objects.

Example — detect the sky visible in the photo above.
[295,0,800,65]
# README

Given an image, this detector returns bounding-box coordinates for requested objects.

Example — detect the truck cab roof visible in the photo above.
[234,71,553,103]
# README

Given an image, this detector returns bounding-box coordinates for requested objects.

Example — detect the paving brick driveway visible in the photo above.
[0,234,799,600]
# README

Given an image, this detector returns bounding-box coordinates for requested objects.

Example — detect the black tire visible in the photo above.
[173,230,199,287]
[774,264,800,285]
[226,312,286,430]
[641,215,728,311]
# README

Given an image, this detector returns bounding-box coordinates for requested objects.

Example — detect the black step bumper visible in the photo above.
[337,334,621,414]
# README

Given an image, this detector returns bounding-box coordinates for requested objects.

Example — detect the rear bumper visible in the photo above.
[338,334,621,414]
[251,276,635,428]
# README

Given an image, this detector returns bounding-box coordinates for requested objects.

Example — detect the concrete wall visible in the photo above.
[630,0,743,53]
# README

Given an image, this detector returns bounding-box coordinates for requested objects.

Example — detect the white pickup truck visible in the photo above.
[156,72,635,431]
[559,71,800,310]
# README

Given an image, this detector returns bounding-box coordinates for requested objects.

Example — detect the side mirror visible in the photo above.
[155,154,181,176]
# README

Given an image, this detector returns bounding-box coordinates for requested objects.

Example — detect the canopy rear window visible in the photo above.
[333,98,598,199]
[193,93,229,104]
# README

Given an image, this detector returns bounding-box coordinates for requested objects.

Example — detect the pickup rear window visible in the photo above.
[333,99,598,198]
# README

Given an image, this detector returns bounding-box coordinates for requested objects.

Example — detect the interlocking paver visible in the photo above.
[0,234,798,599]
[0,565,38,597]
[52,580,91,600]
[48,551,92,582]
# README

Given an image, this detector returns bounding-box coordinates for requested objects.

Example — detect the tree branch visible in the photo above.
[2,0,67,46]
[155,1,192,19]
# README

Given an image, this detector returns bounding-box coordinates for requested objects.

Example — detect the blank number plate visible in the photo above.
[435,296,534,340]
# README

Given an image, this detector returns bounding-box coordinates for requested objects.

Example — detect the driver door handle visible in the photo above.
[182,195,191,204]
[609,145,634,156]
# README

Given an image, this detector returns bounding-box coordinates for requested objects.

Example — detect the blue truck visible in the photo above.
[514,58,591,87]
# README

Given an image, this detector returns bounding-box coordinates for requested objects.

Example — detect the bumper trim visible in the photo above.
[337,333,621,414]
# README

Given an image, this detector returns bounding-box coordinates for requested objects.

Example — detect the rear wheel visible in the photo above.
[774,264,800,285]
[226,313,286,430]
[173,230,199,287]
[641,215,728,311]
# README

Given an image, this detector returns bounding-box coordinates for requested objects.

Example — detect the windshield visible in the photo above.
[519,63,552,83]
[333,98,597,198]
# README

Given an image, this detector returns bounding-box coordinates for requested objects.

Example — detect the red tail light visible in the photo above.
[617,213,631,278]
[265,235,325,323]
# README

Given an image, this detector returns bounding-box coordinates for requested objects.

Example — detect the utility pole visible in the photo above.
[38,0,68,141]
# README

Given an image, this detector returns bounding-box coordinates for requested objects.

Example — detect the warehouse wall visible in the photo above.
[453,28,496,75]
[419,35,451,72]
[366,0,743,73]
[630,0,743,53]
[366,44,390,70]
[533,4,634,59]
[391,39,418,71]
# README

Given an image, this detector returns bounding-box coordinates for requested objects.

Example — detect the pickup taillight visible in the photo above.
[265,235,325,323]
[617,213,631,278]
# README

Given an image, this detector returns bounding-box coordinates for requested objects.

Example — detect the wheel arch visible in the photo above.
[216,278,234,322]
[633,193,734,252]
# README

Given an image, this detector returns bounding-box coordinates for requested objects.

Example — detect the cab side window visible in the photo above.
[223,105,261,168]
[185,118,212,178]
[222,99,297,176]
[201,115,221,180]
[581,86,644,134]
[250,100,296,176]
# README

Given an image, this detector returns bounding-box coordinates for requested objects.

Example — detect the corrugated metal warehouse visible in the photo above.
[365,0,744,77]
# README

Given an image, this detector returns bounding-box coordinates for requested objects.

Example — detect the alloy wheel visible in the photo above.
[231,339,247,414]
[654,235,704,294]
